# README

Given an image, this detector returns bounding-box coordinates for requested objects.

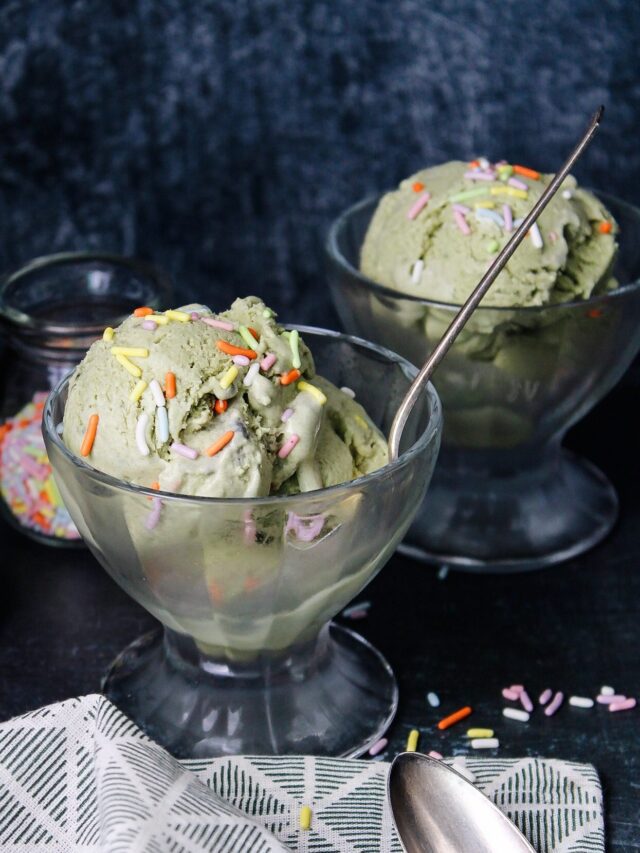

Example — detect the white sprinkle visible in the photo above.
[136,413,150,456]
[600,685,615,696]
[596,693,626,704]
[427,692,440,708]
[156,406,169,443]
[569,696,594,709]
[503,707,530,722]
[471,738,499,749]
[562,189,573,199]
[281,408,294,422]
[243,362,260,387]
[478,156,490,170]
[411,259,424,284]
[529,222,544,249]
[452,759,476,783]
[437,564,449,580]
[340,386,356,399]
[149,378,166,408]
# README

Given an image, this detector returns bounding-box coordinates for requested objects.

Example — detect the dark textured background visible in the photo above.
[1,0,639,321]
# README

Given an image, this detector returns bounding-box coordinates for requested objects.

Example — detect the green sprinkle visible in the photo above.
[449,187,490,203]
[289,329,301,369]
[486,240,500,253]
[497,164,514,179]
[238,325,258,350]
[262,308,275,318]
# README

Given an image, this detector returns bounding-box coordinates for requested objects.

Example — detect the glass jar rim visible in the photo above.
[326,189,640,314]
[43,324,442,507]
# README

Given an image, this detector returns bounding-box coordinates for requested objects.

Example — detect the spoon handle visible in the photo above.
[388,106,604,461]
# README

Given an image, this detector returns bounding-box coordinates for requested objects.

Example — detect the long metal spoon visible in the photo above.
[388,106,604,460]
[389,752,536,852]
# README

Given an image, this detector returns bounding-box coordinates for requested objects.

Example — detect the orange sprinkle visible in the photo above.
[134,306,154,317]
[18,418,31,428]
[165,372,176,399]
[598,221,612,234]
[39,490,50,504]
[216,340,257,359]
[280,368,301,386]
[206,430,235,457]
[80,414,99,457]
[150,481,160,490]
[468,159,480,168]
[513,164,540,180]
[412,181,425,192]
[248,327,260,341]
[208,581,224,604]
[587,308,603,319]
[214,399,228,414]
[437,706,472,731]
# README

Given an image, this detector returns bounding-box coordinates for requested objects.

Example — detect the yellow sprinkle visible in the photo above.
[354,414,369,430]
[491,187,528,200]
[406,729,420,752]
[219,365,239,390]
[467,728,494,739]
[111,347,149,357]
[150,314,169,325]
[165,309,190,322]
[130,379,148,402]
[298,381,327,406]
[239,325,260,350]
[474,201,496,209]
[299,805,312,831]
[115,353,142,378]
[103,327,115,342]
[44,478,62,507]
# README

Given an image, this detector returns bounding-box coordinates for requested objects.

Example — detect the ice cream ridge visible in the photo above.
[361,159,618,305]
[63,297,388,497]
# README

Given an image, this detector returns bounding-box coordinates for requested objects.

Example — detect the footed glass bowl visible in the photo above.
[326,192,640,572]
[43,328,441,758]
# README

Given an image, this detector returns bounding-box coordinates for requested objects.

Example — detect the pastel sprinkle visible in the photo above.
[80,414,99,457]
[411,259,424,284]
[453,209,471,235]
[262,308,275,318]
[165,372,176,399]
[202,317,235,331]
[503,204,513,232]
[171,442,198,460]
[476,208,504,227]
[115,353,142,378]
[544,691,564,717]
[427,751,443,760]
[427,692,440,708]
[145,496,162,530]
[497,164,514,179]
[467,728,493,738]
[503,707,529,722]
[260,352,277,372]
[278,434,300,459]
[452,203,471,214]
[406,729,420,752]
[214,399,228,414]
[437,706,472,730]
[206,430,235,457]
[149,379,166,407]
[220,365,239,390]
[471,738,499,749]
[342,601,371,618]
[599,221,613,234]
[141,320,157,331]
[354,414,369,430]
[478,157,490,169]
[165,309,190,322]
[299,805,312,831]
[519,690,534,713]
[569,696,594,708]
[190,312,201,320]
[243,362,260,387]
[490,186,528,199]
[513,164,540,180]
[486,240,500,253]
[217,340,257,359]
[239,325,260,351]
[549,230,558,242]
[407,191,431,220]
[368,738,388,756]
[539,689,552,705]
[103,327,115,342]
[111,347,149,358]
[600,686,615,696]
[609,698,636,712]
[232,355,250,366]
[562,189,573,199]
[133,306,154,317]
[508,176,528,191]
[156,406,169,443]
[129,380,148,402]
[529,222,544,249]
[280,368,301,386]
[474,200,496,208]
[449,187,489,203]
[412,181,425,192]
[289,328,301,368]
[464,170,495,181]
[298,381,327,406]
[340,386,356,398]
[136,414,150,456]
[149,314,169,325]
[281,408,294,422]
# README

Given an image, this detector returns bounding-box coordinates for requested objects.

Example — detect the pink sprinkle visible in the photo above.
[243,509,256,545]
[519,689,533,713]
[141,320,158,331]
[539,689,552,705]
[368,738,388,756]
[190,312,201,320]
[464,170,496,181]
[510,685,524,694]
[281,408,294,422]
[278,434,300,459]
[503,204,513,232]
[201,317,235,332]
[344,609,368,620]
[428,751,443,760]
[609,697,636,712]
[407,191,431,220]
[145,497,162,531]
[232,355,250,366]
[171,442,199,460]
[260,352,277,371]
[452,203,471,214]
[596,694,626,704]
[549,230,558,242]
[453,209,471,235]
[508,177,528,191]
[544,691,564,717]
[502,688,519,701]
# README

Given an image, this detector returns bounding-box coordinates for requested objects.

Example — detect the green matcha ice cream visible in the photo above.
[63,297,387,496]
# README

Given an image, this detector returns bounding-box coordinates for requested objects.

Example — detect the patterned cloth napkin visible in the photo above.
[0,695,604,852]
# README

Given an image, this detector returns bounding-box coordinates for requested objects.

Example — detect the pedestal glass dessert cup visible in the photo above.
[326,192,640,572]
[43,328,441,758]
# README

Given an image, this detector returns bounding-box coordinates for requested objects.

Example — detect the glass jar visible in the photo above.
[0,252,172,546]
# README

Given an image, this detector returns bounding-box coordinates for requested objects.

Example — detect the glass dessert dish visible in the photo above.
[327,192,640,572]
[43,328,441,757]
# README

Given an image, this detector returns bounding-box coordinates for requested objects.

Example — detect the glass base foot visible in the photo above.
[102,621,398,758]
[400,449,618,573]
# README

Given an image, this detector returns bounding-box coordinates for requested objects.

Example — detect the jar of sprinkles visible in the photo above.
[0,252,171,546]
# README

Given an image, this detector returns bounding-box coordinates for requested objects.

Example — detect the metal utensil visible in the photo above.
[388,106,604,460]
[389,752,536,852]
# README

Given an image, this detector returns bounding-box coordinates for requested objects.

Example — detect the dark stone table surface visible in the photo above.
[1,371,638,851]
